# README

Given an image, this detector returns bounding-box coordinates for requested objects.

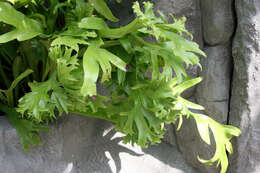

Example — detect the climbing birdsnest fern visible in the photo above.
[0,1,240,173]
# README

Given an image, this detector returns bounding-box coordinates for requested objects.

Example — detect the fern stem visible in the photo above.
[102,40,120,48]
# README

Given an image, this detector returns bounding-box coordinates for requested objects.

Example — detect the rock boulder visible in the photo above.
[229,0,260,172]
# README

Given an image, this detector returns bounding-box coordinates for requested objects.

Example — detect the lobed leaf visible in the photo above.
[17,74,70,122]
[51,36,88,52]
[81,43,126,96]
[0,2,43,43]
[192,114,241,173]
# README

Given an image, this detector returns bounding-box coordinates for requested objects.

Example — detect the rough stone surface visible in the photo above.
[196,44,232,123]
[175,98,219,173]
[163,124,177,147]
[229,0,260,172]
[175,45,233,173]
[0,115,199,173]
[201,0,234,45]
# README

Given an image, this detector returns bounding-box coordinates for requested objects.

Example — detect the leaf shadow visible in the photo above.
[74,118,143,173]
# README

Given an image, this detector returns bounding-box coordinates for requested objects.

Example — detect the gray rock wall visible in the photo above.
[1,0,260,173]
[160,0,235,172]
[196,44,232,124]
[201,0,234,45]
[229,0,260,172]
[0,115,199,173]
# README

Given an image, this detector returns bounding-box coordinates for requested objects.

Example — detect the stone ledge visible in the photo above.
[0,115,198,173]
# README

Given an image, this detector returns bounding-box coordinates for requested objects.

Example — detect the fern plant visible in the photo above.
[0,0,240,172]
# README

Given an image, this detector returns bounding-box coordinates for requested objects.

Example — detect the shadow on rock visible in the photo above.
[0,114,198,173]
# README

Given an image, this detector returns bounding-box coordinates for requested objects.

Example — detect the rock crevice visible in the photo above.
[227,0,237,126]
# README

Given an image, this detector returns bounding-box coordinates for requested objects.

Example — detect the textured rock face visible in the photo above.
[0,115,199,173]
[196,44,232,123]
[175,98,219,173]
[0,115,97,173]
[166,0,234,172]
[229,0,260,172]
[175,44,232,173]
[201,0,234,45]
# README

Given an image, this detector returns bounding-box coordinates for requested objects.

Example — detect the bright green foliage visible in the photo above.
[78,17,109,30]
[88,0,119,22]
[0,67,48,151]
[172,86,241,173]
[81,44,126,96]
[51,36,88,52]
[0,2,43,43]
[0,1,241,172]
[17,74,70,122]
[50,46,82,90]
[193,114,241,173]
